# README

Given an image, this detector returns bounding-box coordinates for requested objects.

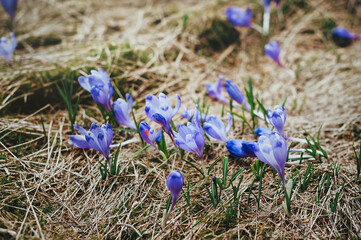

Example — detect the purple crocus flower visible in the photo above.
[174,108,204,160]
[263,0,272,12]
[249,131,287,185]
[226,6,252,27]
[113,93,136,130]
[264,41,284,67]
[205,76,229,104]
[224,79,251,111]
[69,123,113,165]
[204,113,232,142]
[0,32,17,65]
[254,127,273,136]
[181,107,208,123]
[78,68,113,112]
[0,0,17,21]
[332,27,359,40]
[226,139,256,158]
[267,105,287,135]
[166,170,184,213]
[145,93,181,141]
[139,122,162,150]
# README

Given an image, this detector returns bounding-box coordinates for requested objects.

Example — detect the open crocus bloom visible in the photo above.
[204,113,232,142]
[78,68,113,112]
[174,107,204,160]
[267,105,287,135]
[224,79,251,111]
[249,132,287,185]
[69,123,113,165]
[145,93,181,141]
[113,93,136,130]
[166,170,184,213]
[0,0,17,21]
[226,139,256,158]
[225,6,252,27]
[0,32,17,65]
[205,76,229,104]
[264,41,284,67]
[139,122,162,150]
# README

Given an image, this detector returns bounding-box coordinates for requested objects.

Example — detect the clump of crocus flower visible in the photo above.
[267,105,287,135]
[1,0,17,22]
[204,113,232,142]
[205,76,229,104]
[78,68,113,112]
[69,123,113,166]
[174,106,204,161]
[113,93,136,130]
[331,26,360,47]
[139,122,162,150]
[226,139,256,158]
[249,131,287,185]
[145,93,181,142]
[224,79,251,111]
[0,32,17,66]
[225,6,252,28]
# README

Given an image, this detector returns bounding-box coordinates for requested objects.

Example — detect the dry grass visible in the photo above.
[1,0,361,239]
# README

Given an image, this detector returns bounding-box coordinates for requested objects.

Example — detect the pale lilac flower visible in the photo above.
[0,0,17,21]
[78,68,113,112]
[205,76,229,104]
[145,93,181,141]
[249,132,288,185]
[174,107,204,160]
[69,123,113,165]
[166,170,184,213]
[113,93,136,130]
[0,32,17,65]
[226,139,256,158]
[264,41,284,67]
[267,105,287,135]
[224,79,251,111]
[139,122,162,150]
[225,6,252,27]
[204,113,232,142]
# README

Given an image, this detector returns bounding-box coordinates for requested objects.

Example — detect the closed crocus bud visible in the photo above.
[264,41,283,67]
[254,127,273,136]
[267,105,287,135]
[226,140,256,158]
[224,79,251,111]
[0,0,17,21]
[0,32,17,65]
[166,170,184,213]
[113,93,136,130]
[249,132,288,185]
[225,6,252,27]
[204,113,232,142]
[263,0,271,12]
[331,27,360,47]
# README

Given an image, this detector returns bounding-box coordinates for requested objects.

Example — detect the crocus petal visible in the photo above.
[205,76,230,104]
[69,135,91,149]
[113,97,137,130]
[224,79,251,111]
[225,6,252,27]
[267,105,287,135]
[254,127,273,136]
[264,41,283,67]
[332,27,360,40]
[0,32,17,64]
[226,140,256,158]
[225,112,232,133]
[172,94,181,117]
[166,170,184,212]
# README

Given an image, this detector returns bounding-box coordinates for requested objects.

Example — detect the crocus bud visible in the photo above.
[166,170,184,213]
[267,105,287,135]
[264,40,283,67]
[331,27,360,47]
[0,0,17,21]
[225,6,252,27]
[113,93,137,130]
[0,32,17,65]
